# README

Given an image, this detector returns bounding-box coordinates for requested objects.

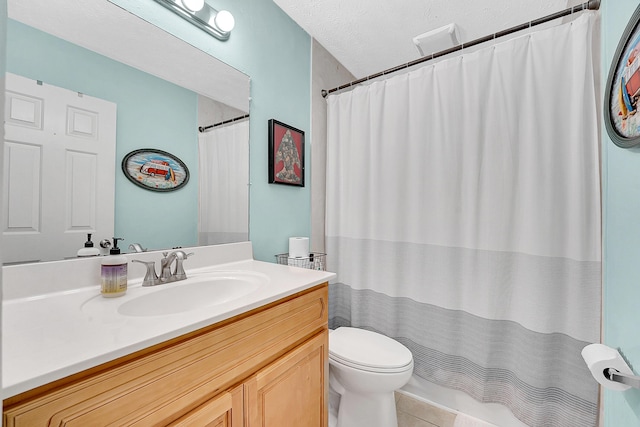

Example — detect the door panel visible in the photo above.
[245,331,328,427]
[4,141,41,233]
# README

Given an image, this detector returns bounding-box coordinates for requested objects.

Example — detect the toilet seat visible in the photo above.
[329,327,413,373]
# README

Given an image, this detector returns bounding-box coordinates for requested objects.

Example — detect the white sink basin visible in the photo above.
[82,271,267,317]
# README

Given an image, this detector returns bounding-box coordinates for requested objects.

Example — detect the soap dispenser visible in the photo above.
[77,233,100,257]
[101,237,127,298]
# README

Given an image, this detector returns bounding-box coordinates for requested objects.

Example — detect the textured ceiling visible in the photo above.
[7,0,250,112]
[274,0,578,78]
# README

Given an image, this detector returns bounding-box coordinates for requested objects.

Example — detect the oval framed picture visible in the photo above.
[605,3,640,148]
[121,149,190,192]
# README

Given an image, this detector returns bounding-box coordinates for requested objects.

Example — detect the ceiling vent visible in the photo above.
[413,23,459,57]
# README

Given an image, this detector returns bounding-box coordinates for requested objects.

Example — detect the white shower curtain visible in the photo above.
[326,14,600,427]
[198,119,249,245]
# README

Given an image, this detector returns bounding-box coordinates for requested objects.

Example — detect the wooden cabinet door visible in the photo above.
[245,331,328,427]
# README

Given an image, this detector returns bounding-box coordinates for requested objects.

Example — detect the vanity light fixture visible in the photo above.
[152,0,235,41]
[181,0,205,12]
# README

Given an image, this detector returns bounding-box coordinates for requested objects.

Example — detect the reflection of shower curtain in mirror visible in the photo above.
[198,119,249,245]
[326,14,600,427]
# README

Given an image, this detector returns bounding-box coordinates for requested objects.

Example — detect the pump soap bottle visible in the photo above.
[101,237,127,298]
[77,233,100,257]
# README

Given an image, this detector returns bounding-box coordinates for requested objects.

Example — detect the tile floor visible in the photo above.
[396,392,457,427]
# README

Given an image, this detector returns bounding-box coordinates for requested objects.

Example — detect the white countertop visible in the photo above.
[2,244,335,398]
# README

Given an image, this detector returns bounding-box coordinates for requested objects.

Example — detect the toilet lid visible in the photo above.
[329,327,413,371]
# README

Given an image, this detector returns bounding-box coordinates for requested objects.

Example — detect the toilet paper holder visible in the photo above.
[606,368,640,389]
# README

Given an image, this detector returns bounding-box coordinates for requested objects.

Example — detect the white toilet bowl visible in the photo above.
[329,327,414,427]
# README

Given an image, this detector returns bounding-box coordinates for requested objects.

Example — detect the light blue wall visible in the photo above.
[107,0,312,262]
[5,20,199,251]
[603,0,640,425]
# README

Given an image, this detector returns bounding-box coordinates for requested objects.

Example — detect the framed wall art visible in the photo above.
[122,149,189,192]
[268,119,305,187]
[605,3,640,148]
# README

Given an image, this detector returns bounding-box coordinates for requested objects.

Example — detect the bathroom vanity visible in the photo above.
[2,243,334,426]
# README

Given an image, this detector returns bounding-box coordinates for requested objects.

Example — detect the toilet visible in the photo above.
[329,327,414,427]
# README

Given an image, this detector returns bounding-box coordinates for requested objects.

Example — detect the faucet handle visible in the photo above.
[132,260,158,287]
[174,251,194,259]
[173,251,194,280]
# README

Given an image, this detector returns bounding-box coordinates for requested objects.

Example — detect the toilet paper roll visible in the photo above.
[581,343,634,391]
[289,237,309,258]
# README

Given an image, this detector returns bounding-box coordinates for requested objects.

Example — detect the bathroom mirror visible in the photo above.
[4,0,250,264]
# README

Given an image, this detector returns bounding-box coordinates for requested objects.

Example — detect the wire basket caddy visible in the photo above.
[275,253,327,271]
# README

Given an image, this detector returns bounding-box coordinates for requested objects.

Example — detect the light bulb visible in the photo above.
[214,10,235,32]
[181,0,205,12]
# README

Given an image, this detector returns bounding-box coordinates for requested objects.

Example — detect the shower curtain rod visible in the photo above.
[198,114,250,133]
[321,0,601,98]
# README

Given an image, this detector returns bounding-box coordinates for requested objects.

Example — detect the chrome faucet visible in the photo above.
[159,251,178,282]
[132,250,194,286]
[128,243,147,253]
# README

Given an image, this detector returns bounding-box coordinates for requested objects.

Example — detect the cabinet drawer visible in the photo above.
[4,284,328,426]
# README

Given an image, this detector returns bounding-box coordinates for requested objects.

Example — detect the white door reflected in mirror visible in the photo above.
[3,73,116,264]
